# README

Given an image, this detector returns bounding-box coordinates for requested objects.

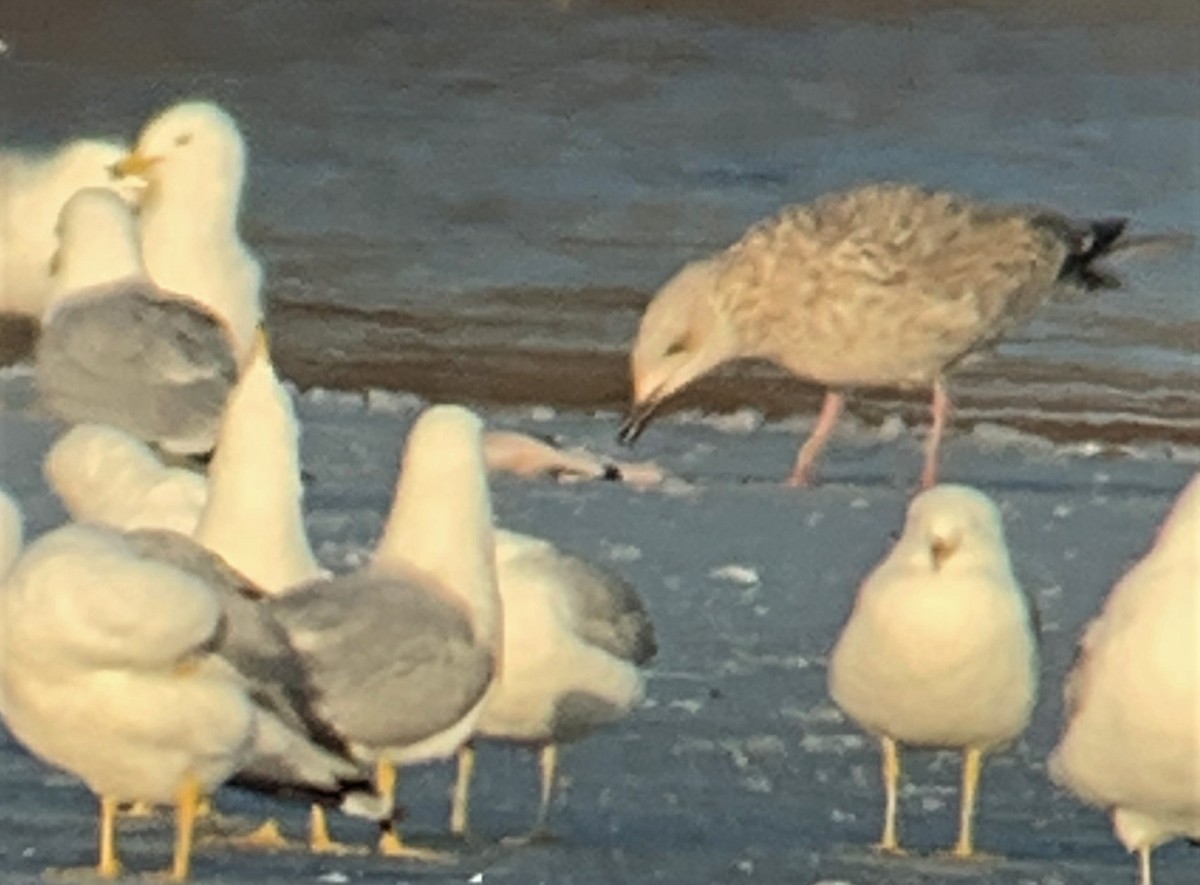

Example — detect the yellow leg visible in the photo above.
[170,774,200,882]
[450,743,476,836]
[228,818,293,850]
[376,760,450,862]
[876,736,905,855]
[952,747,982,858]
[532,743,559,835]
[1138,844,1153,885]
[309,804,364,855]
[98,796,122,879]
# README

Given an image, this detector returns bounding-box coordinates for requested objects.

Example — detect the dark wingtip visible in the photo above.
[1084,217,1129,259]
[1055,216,1131,290]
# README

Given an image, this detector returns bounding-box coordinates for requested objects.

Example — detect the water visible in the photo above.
[2,0,1197,445]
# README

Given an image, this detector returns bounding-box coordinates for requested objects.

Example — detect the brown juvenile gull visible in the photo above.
[1049,473,1200,885]
[267,405,501,859]
[620,182,1130,487]
[449,529,657,841]
[828,485,1038,857]
[35,188,239,455]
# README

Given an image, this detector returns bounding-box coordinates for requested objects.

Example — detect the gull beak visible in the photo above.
[930,534,960,571]
[109,152,161,179]
[617,395,664,446]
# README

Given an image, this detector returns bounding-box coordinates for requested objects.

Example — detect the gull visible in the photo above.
[120,527,390,847]
[1,517,388,877]
[0,138,142,318]
[620,182,1131,487]
[35,188,239,455]
[268,405,501,858]
[483,430,668,487]
[0,521,255,881]
[1049,474,1200,885]
[44,423,208,535]
[112,100,263,364]
[0,486,25,712]
[828,484,1038,857]
[41,334,389,847]
[191,331,327,594]
[0,485,22,577]
[449,529,657,841]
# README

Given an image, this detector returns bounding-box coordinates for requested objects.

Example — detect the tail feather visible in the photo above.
[1047,215,1130,291]
[229,771,392,822]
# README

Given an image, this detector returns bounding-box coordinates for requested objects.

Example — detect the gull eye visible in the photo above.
[664,338,688,357]
[174,133,193,147]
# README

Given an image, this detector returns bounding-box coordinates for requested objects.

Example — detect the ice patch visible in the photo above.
[317,874,349,884]
[798,733,866,754]
[302,387,366,411]
[740,774,772,793]
[366,388,424,414]
[0,363,33,379]
[781,704,844,724]
[709,564,760,585]
[673,408,763,434]
[657,476,700,498]
[969,422,1057,452]
[602,541,643,563]
[528,405,557,422]
[876,414,907,442]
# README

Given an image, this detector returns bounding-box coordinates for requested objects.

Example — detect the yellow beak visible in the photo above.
[930,535,960,571]
[110,152,161,179]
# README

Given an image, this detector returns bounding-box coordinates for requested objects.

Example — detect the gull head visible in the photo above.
[49,187,143,296]
[897,484,1008,575]
[399,405,488,492]
[1150,472,1200,562]
[51,139,145,204]
[112,100,246,214]
[619,258,740,444]
[210,328,296,481]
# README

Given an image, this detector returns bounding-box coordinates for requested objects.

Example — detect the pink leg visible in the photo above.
[921,380,951,490]
[787,391,844,487]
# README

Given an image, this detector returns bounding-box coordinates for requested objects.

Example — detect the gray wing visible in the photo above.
[122,529,354,758]
[269,570,495,751]
[554,551,658,666]
[36,282,237,450]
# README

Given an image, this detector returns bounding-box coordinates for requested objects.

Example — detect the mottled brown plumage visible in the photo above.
[621,182,1129,486]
